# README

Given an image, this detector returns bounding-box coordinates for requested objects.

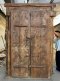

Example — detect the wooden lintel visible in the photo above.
[4,3,56,8]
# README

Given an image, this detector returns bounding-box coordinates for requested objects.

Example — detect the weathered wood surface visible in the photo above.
[5,3,56,7]
[5,3,55,78]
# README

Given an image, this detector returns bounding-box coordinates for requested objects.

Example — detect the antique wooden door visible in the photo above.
[10,10,52,78]
[5,4,55,78]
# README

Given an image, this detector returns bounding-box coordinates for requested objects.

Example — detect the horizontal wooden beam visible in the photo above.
[5,3,56,8]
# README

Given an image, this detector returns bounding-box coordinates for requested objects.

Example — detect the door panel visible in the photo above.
[13,10,29,26]
[30,11,41,27]
[11,11,30,77]
[20,11,29,26]
[13,68,29,77]
[30,11,51,77]
[31,68,41,78]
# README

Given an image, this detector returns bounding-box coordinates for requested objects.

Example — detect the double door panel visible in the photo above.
[10,10,52,78]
